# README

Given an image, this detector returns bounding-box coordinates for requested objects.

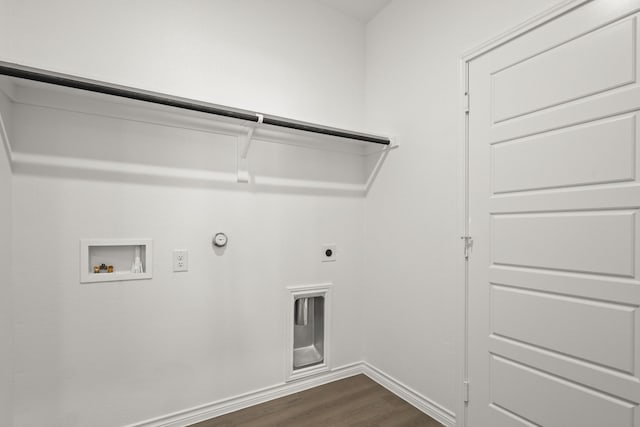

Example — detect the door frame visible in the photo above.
[455,1,591,425]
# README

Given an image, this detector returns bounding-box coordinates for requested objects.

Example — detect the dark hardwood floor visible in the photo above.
[189,374,443,427]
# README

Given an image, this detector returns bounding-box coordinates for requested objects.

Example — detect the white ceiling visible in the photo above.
[316,0,391,23]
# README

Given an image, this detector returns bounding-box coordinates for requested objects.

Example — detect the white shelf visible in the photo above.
[0,64,398,193]
[80,239,152,283]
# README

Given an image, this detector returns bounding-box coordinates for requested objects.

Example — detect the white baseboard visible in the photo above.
[126,362,363,427]
[362,362,456,427]
[127,362,457,427]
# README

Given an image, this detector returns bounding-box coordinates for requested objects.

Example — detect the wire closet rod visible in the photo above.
[0,62,391,146]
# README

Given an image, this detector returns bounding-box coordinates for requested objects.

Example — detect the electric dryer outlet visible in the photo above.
[321,244,336,262]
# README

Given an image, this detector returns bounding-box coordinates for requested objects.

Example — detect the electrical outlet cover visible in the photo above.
[173,249,189,272]
[321,244,337,262]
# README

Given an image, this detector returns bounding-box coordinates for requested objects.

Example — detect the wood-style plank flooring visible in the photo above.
[189,375,443,427]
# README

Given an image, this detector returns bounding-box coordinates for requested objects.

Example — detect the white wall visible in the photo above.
[0,89,13,427]
[0,0,365,131]
[11,174,364,427]
[363,0,563,416]
[8,86,366,427]
[1,1,368,426]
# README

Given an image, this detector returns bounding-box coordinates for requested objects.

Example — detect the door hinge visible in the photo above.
[464,380,470,403]
[464,92,470,113]
[461,236,473,260]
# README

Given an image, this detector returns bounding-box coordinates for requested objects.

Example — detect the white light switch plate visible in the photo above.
[173,249,189,272]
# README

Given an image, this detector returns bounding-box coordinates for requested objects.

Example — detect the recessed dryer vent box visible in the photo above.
[286,283,332,381]
[80,239,152,283]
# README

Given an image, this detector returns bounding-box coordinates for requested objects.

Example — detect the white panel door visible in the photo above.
[467,1,640,426]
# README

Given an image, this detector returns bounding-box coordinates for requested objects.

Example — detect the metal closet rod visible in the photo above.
[0,62,390,145]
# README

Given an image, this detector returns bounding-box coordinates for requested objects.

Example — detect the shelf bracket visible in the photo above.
[237,113,264,183]
[364,142,399,194]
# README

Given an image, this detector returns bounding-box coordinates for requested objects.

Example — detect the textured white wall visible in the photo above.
[0,91,13,427]
[8,91,366,427]
[11,173,364,427]
[1,1,368,426]
[363,0,563,416]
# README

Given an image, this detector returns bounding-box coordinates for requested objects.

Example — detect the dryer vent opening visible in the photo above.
[293,296,324,369]
[286,284,331,381]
